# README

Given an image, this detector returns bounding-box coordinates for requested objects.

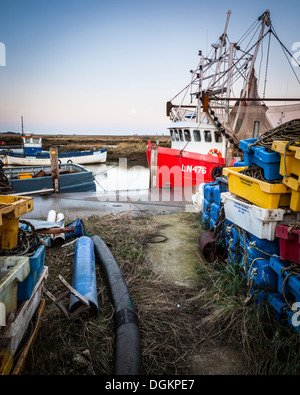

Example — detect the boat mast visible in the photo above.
[225,42,235,121]
[232,10,270,132]
[211,10,231,86]
[243,10,270,99]
[197,53,205,123]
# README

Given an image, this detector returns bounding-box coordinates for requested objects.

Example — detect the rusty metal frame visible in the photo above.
[43,275,90,321]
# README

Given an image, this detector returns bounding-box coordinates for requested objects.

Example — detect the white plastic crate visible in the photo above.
[221,192,300,241]
[0,266,48,354]
[0,256,30,328]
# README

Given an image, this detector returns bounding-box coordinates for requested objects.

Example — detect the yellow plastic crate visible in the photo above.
[222,167,291,209]
[0,196,34,250]
[282,176,300,211]
[272,141,300,179]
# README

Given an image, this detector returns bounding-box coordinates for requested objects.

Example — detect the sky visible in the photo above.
[0,0,299,135]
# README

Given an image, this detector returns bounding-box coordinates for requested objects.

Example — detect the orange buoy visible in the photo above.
[207,148,222,158]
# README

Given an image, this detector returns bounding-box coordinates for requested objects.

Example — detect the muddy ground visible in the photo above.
[24,211,248,375]
[0,133,170,163]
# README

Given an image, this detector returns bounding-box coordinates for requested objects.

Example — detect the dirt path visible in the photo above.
[146,214,247,375]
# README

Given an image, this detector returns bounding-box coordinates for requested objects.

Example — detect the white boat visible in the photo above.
[1,134,107,166]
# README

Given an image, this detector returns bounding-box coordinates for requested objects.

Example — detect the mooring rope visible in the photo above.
[248,119,300,152]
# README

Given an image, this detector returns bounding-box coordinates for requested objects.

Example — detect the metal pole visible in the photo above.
[244,10,270,98]
[211,10,231,86]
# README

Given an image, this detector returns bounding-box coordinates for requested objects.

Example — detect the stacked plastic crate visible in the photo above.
[200,177,228,230]
[0,196,48,374]
[222,139,300,333]
[269,141,300,333]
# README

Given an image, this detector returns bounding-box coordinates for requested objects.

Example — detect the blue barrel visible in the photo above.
[69,236,98,319]
[65,218,85,240]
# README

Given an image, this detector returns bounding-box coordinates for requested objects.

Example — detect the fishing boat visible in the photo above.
[0,134,107,166]
[147,10,300,188]
[4,163,96,194]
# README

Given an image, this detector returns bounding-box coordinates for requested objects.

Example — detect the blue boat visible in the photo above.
[4,163,96,194]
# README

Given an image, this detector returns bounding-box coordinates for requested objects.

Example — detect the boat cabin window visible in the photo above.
[184,129,191,141]
[33,138,40,143]
[193,130,201,142]
[204,130,212,142]
[170,130,175,141]
[24,137,31,143]
[179,129,184,141]
[214,131,222,143]
[174,129,179,141]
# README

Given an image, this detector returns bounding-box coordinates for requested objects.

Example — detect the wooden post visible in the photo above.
[50,147,60,193]
[225,144,233,167]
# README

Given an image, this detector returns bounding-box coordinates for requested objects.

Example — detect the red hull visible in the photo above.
[147,142,227,188]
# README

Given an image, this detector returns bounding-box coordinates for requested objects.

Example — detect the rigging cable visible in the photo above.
[270,26,300,85]
[210,30,270,90]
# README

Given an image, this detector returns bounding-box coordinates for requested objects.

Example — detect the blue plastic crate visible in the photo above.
[203,182,218,203]
[247,258,278,292]
[233,160,246,167]
[239,138,282,180]
[225,224,240,252]
[202,198,212,214]
[250,288,269,305]
[17,244,46,301]
[209,217,216,229]
[269,255,298,301]
[212,181,228,205]
[268,292,288,321]
[210,202,222,222]
[240,138,257,165]
[246,233,279,262]
[288,275,300,303]
[227,247,243,266]
[268,292,300,334]
[253,147,282,180]
[201,211,210,229]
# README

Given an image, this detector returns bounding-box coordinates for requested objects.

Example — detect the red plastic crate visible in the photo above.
[276,224,300,264]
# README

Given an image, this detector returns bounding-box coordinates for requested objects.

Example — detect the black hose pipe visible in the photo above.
[91,235,141,375]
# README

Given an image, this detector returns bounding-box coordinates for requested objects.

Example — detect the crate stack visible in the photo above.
[221,138,300,334]
[0,196,48,374]
[200,177,228,230]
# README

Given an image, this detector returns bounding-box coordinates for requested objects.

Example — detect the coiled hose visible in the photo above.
[91,235,141,375]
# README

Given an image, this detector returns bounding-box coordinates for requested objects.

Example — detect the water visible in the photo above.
[85,159,150,192]
[24,159,194,220]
